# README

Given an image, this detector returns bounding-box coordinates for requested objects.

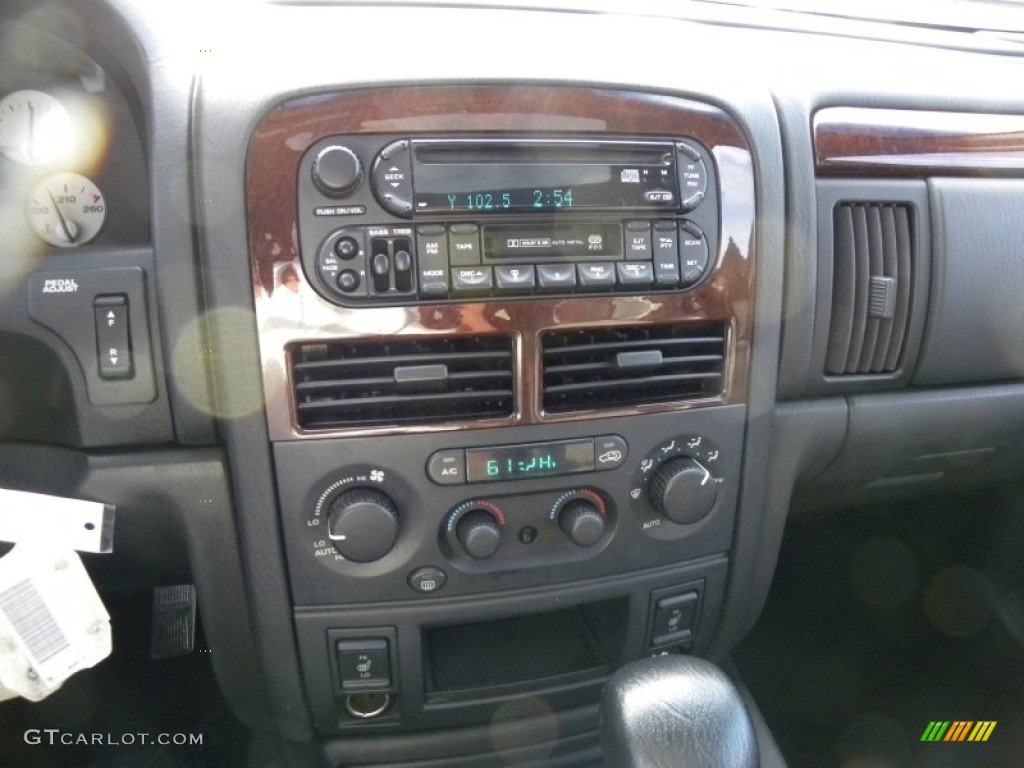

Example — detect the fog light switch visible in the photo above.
[336,638,391,690]
[93,294,133,379]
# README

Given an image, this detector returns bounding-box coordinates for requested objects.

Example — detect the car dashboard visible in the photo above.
[1,0,1024,765]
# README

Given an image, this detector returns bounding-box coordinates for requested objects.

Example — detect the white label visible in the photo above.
[0,490,114,553]
[41,279,79,294]
[0,544,111,701]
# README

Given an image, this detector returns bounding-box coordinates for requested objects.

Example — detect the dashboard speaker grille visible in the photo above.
[542,323,726,414]
[290,336,513,430]
[827,202,914,375]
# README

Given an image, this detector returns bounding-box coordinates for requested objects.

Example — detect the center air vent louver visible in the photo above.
[542,324,726,414]
[826,202,915,375]
[291,336,513,430]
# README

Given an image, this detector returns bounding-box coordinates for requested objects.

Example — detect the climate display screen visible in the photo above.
[465,439,596,483]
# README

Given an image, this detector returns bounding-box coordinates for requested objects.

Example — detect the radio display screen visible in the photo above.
[411,139,679,214]
[465,439,595,483]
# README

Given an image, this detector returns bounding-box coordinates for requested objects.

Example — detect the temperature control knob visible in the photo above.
[558,499,606,547]
[327,488,399,563]
[312,145,363,198]
[649,457,718,525]
[456,510,502,560]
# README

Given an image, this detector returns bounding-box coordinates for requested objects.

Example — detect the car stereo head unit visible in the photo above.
[294,133,719,306]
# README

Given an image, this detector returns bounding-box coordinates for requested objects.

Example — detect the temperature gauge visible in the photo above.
[0,90,72,166]
[27,172,107,247]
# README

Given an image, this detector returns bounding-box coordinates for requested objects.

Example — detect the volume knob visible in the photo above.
[327,488,399,562]
[312,145,363,198]
[649,457,718,525]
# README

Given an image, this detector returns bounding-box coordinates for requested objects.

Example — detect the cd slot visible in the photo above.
[413,139,674,166]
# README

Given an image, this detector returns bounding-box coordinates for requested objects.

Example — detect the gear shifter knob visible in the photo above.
[600,656,758,768]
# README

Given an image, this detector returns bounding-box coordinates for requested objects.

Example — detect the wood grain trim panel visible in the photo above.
[247,86,755,441]
[815,107,1024,176]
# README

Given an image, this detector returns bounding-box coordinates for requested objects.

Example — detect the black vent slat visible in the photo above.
[546,354,724,376]
[885,205,914,371]
[846,205,871,372]
[545,372,723,396]
[870,206,899,371]
[292,350,510,375]
[542,324,726,414]
[290,336,513,429]
[827,206,856,372]
[827,202,916,376]
[857,206,883,372]
[295,370,509,395]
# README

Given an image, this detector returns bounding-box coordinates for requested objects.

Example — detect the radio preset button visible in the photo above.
[372,140,414,217]
[536,264,577,292]
[616,262,654,287]
[448,224,482,266]
[578,262,616,289]
[679,221,710,286]
[416,224,450,297]
[676,141,708,210]
[653,221,681,286]
[625,221,653,260]
[452,266,493,296]
[494,264,536,293]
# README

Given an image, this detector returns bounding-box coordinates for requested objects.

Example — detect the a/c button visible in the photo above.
[427,449,466,485]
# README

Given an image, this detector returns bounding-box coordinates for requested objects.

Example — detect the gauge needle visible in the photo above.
[47,190,75,244]
[27,102,35,163]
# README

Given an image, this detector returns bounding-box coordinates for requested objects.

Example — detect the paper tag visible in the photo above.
[0,490,114,553]
[0,544,111,702]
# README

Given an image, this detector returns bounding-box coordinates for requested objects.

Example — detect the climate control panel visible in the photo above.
[277,407,743,605]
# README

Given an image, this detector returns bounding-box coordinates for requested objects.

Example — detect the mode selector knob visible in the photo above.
[456,510,502,560]
[649,457,718,525]
[558,499,606,547]
[327,488,399,563]
[312,145,363,198]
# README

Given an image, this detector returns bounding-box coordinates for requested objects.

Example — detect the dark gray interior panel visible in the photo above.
[793,384,1024,516]
[915,178,1024,385]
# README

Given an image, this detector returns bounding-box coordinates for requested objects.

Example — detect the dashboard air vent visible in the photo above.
[542,324,726,414]
[827,202,915,375]
[291,336,513,430]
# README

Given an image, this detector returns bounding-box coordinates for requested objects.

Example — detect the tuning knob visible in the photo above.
[649,457,718,525]
[312,145,363,198]
[456,510,502,559]
[558,498,606,547]
[327,488,399,562]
